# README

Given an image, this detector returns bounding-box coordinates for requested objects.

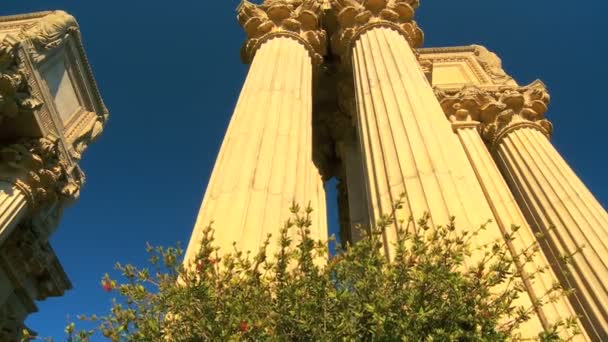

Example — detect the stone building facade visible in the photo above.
[184,0,608,340]
[0,11,107,340]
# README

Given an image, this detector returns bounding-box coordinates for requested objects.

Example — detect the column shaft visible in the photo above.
[350,26,546,335]
[0,181,28,245]
[351,27,503,252]
[456,127,585,338]
[185,37,327,263]
[495,127,608,338]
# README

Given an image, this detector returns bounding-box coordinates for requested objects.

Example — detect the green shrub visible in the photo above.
[30,200,580,341]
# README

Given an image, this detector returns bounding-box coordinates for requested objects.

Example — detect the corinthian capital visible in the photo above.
[0,138,84,207]
[237,0,327,64]
[330,0,424,58]
[436,81,553,147]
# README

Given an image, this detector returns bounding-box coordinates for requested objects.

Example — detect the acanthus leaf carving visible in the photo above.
[0,137,84,207]
[238,0,327,64]
[330,0,423,58]
[436,81,553,148]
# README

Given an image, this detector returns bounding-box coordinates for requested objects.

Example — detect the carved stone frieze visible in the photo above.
[0,37,43,125]
[0,137,84,208]
[330,0,423,58]
[238,0,327,64]
[436,81,553,148]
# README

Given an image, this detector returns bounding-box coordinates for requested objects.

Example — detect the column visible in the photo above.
[0,181,28,245]
[184,1,328,264]
[437,87,586,338]
[331,1,549,336]
[484,86,608,338]
[332,1,513,257]
[1,139,68,245]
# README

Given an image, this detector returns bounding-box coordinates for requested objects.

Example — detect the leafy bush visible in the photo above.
[28,200,580,341]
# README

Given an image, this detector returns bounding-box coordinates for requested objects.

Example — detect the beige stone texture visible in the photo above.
[0,181,28,245]
[184,1,328,265]
[184,38,327,263]
[0,10,107,339]
[495,126,608,339]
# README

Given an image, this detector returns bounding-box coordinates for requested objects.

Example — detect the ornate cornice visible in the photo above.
[0,138,84,208]
[330,0,423,58]
[237,0,327,65]
[436,80,553,148]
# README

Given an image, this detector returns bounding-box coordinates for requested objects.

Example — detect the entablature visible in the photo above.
[417,45,517,89]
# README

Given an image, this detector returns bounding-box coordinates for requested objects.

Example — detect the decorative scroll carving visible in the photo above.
[237,0,327,64]
[0,38,42,124]
[20,10,78,64]
[436,81,553,147]
[71,111,108,160]
[330,0,424,57]
[0,138,84,207]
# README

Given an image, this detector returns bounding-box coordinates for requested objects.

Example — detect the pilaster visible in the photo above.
[184,0,328,264]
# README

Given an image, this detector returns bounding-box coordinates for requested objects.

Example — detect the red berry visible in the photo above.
[102,280,113,292]
[239,320,249,332]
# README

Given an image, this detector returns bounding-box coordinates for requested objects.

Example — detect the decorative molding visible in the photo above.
[417,45,517,87]
[330,0,423,58]
[237,0,327,64]
[435,80,553,148]
[0,137,84,208]
[470,45,515,85]
[0,36,43,125]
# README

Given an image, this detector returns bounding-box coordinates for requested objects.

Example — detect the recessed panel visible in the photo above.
[431,62,480,87]
[42,57,81,124]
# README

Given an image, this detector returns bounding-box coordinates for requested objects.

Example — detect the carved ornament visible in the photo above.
[330,0,424,58]
[238,0,327,64]
[0,138,84,208]
[20,10,78,64]
[0,37,43,125]
[1,221,71,300]
[471,45,515,85]
[436,81,553,148]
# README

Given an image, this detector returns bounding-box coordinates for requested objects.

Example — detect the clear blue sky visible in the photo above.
[1,0,606,339]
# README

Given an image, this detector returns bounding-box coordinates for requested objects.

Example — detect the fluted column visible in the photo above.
[332,1,514,254]
[184,1,328,263]
[438,86,588,337]
[486,102,608,338]
[0,139,78,246]
[0,181,28,245]
[330,0,555,335]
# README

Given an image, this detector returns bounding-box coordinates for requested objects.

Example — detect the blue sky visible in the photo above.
[1,0,607,339]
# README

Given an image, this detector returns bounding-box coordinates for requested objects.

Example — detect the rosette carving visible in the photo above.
[330,0,424,57]
[238,0,327,64]
[436,81,553,148]
[0,39,42,125]
[0,138,84,208]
